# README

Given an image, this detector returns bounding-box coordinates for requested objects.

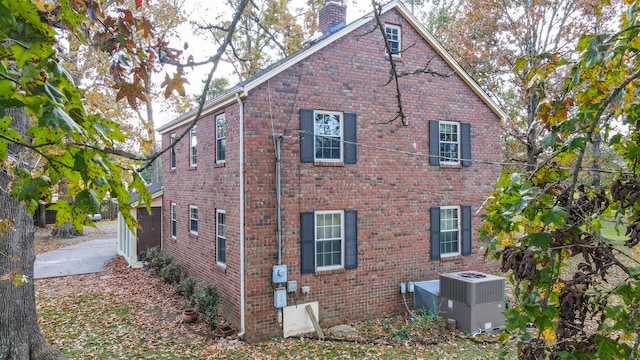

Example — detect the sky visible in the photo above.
[155,0,373,126]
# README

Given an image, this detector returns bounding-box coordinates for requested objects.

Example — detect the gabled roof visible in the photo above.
[157,0,505,134]
[130,181,163,204]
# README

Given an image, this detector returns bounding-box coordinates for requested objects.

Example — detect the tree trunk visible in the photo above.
[0,108,66,360]
[50,222,80,239]
[34,204,46,228]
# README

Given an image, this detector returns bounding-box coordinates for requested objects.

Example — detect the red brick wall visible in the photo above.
[240,9,502,341]
[162,8,503,342]
[161,102,243,330]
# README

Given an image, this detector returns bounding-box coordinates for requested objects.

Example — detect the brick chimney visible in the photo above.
[318,0,346,34]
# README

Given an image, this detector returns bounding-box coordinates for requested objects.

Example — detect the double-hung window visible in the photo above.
[315,210,344,270]
[385,24,401,56]
[429,120,472,167]
[189,126,197,167]
[439,121,459,165]
[314,111,343,162]
[216,210,226,265]
[300,210,357,273]
[430,206,472,260]
[216,114,226,163]
[439,206,460,257]
[170,203,177,238]
[189,205,198,235]
[300,109,357,164]
[170,133,176,169]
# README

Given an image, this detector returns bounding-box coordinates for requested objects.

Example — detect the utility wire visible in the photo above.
[292,129,629,175]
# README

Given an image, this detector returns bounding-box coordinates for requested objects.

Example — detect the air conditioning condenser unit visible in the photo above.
[439,271,505,334]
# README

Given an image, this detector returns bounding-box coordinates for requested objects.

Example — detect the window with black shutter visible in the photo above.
[300,210,358,273]
[429,120,472,166]
[300,109,357,164]
[430,205,472,259]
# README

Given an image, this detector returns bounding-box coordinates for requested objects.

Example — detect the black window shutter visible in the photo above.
[344,113,357,164]
[430,207,441,260]
[429,120,440,166]
[461,123,472,167]
[300,109,314,163]
[300,212,315,273]
[344,210,358,269]
[461,205,472,255]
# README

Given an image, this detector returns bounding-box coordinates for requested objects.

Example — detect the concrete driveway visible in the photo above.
[34,226,118,279]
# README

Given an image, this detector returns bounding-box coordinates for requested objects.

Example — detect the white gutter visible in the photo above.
[236,92,246,338]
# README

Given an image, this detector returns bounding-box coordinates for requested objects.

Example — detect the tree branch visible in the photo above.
[137,0,251,173]
[372,0,407,125]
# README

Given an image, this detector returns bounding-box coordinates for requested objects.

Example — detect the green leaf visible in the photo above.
[566,136,587,150]
[3,0,54,38]
[75,188,100,213]
[608,133,623,145]
[577,34,593,51]
[541,205,568,226]
[39,104,85,134]
[514,57,527,75]
[43,82,66,104]
[48,200,73,225]
[12,170,50,204]
[541,132,556,148]
[595,335,624,359]
[526,233,552,250]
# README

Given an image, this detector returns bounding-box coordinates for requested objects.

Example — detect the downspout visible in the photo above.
[235,92,246,338]
[276,134,283,265]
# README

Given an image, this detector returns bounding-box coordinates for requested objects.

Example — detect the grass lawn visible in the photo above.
[600,218,628,242]
[36,257,510,359]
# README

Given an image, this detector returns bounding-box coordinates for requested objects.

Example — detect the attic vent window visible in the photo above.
[385,24,401,57]
[189,126,197,167]
[216,113,226,163]
[170,133,176,169]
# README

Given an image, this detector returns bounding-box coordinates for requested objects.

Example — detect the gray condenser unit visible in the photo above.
[413,280,440,314]
[439,271,506,334]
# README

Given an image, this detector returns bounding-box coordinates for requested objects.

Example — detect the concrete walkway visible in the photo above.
[34,224,118,279]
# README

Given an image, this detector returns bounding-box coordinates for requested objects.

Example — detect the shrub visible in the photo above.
[141,246,161,264]
[158,261,185,286]
[193,281,220,329]
[176,275,197,301]
[142,246,174,272]
[141,247,221,329]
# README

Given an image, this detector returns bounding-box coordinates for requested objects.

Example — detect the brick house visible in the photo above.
[157,0,504,342]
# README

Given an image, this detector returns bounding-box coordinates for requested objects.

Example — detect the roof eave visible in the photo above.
[156,86,242,134]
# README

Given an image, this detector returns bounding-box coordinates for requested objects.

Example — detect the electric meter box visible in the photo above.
[272,264,287,284]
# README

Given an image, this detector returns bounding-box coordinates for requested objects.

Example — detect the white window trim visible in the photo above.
[313,110,344,163]
[189,126,197,167]
[440,205,461,258]
[170,133,177,169]
[170,202,177,238]
[315,210,345,271]
[216,209,226,266]
[384,23,401,57]
[439,120,461,166]
[189,205,198,235]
